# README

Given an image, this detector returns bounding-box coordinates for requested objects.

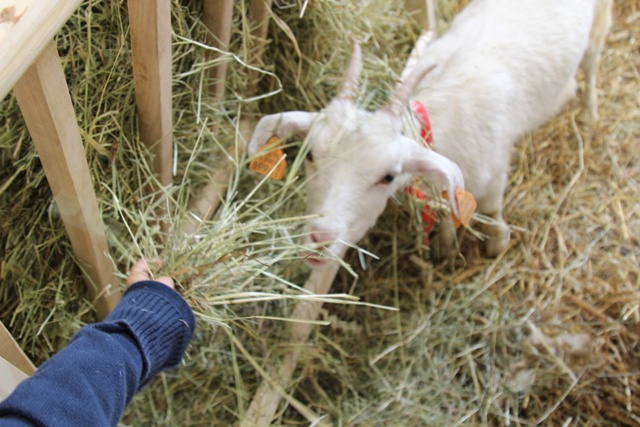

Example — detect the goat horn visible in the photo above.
[336,40,362,102]
[384,63,437,117]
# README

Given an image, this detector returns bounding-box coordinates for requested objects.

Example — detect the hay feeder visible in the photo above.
[0,0,287,402]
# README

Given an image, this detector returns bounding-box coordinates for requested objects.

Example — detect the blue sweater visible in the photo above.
[0,281,195,427]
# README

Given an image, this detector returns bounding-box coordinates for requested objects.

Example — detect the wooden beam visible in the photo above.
[128,0,173,188]
[406,0,437,32]
[181,168,228,235]
[185,1,273,233]
[181,117,253,236]
[0,321,34,400]
[0,356,29,401]
[13,41,121,320]
[426,0,437,33]
[247,0,273,92]
[202,0,234,100]
[0,321,36,376]
[0,0,83,101]
[249,0,272,50]
[182,0,237,236]
[242,263,340,427]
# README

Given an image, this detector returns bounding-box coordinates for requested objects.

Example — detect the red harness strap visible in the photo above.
[405,100,436,244]
[411,100,433,147]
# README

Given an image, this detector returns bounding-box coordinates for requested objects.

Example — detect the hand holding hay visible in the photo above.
[126,258,174,290]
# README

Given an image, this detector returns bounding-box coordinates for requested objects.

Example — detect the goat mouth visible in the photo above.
[303,251,329,267]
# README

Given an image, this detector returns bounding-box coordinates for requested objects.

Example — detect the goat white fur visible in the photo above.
[248,0,612,265]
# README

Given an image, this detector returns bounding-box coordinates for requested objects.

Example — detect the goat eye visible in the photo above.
[380,174,395,185]
[306,150,314,162]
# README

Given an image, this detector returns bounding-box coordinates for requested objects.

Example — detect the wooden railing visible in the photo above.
[0,0,273,398]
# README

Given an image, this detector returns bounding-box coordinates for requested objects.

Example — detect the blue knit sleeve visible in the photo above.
[0,280,195,427]
[99,280,196,387]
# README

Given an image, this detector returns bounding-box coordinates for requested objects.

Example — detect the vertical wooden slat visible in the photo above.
[185,0,245,234]
[201,0,273,99]
[425,0,437,33]
[0,321,33,399]
[181,167,228,235]
[0,356,29,400]
[13,41,120,320]
[186,1,275,233]
[242,263,341,427]
[128,0,173,188]
[406,0,437,32]
[0,321,36,376]
[249,0,272,49]
[202,0,234,100]
[247,0,273,94]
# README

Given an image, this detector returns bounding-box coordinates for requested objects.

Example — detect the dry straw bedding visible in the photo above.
[0,0,638,425]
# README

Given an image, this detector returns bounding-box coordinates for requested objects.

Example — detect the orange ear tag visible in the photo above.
[249,136,287,180]
[443,188,477,228]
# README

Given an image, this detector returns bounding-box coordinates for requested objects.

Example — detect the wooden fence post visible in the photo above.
[128,0,174,189]
[14,42,121,320]
[242,263,340,427]
[406,0,437,32]
[202,0,234,100]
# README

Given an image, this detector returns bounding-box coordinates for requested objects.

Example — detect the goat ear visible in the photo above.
[248,112,318,156]
[402,142,466,217]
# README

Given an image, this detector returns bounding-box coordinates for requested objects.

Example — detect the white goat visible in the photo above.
[248,0,612,264]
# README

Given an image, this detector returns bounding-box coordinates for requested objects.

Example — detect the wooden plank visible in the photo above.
[0,321,36,376]
[0,356,29,401]
[128,0,173,188]
[188,2,273,233]
[202,0,234,100]
[0,321,34,400]
[13,41,121,320]
[186,1,272,232]
[182,169,228,235]
[425,0,437,32]
[242,263,340,427]
[249,0,272,49]
[247,0,273,94]
[181,117,253,235]
[0,0,83,101]
[406,0,437,32]
[183,0,236,236]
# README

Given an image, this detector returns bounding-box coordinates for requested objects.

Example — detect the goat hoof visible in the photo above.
[486,224,511,258]
[432,238,459,261]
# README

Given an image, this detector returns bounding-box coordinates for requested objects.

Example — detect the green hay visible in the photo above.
[1,0,639,426]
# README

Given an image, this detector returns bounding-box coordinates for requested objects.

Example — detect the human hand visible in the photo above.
[126,258,174,290]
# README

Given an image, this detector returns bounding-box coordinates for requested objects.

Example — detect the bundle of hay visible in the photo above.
[1,0,638,425]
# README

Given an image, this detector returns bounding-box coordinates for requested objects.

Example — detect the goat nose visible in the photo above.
[310,228,338,244]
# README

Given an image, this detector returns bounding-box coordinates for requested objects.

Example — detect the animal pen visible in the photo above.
[0,0,639,425]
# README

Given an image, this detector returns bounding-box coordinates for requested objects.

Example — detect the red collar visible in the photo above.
[407,100,435,243]
[411,100,433,147]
